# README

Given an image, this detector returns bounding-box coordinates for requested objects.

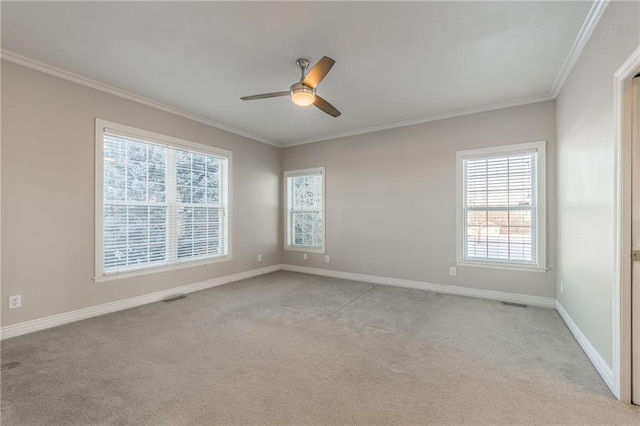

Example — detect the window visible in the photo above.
[284,167,325,253]
[456,141,546,271]
[95,120,231,281]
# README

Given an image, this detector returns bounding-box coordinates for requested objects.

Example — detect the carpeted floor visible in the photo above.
[1,271,639,425]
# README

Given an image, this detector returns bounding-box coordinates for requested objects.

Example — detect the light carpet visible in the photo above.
[2,271,639,425]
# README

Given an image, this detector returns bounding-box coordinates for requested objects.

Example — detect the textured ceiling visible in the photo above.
[1,1,593,146]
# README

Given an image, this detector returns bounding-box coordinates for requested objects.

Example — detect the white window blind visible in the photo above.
[284,168,325,252]
[96,120,230,280]
[457,141,546,270]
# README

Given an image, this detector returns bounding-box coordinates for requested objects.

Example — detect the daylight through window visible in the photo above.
[284,168,325,252]
[96,120,231,279]
[457,142,546,270]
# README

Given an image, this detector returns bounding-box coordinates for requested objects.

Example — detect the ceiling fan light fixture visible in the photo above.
[291,85,315,107]
[241,56,340,117]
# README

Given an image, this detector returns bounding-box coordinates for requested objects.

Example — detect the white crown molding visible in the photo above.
[556,301,615,396]
[283,93,555,147]
[281,264,556,308]
[614,43,640,80]
[1,48,555,149]
[1,0,607,150]
[286,0,607,148]
[551,0,609,98]
[0,264,282,340]
[0,49,280,147]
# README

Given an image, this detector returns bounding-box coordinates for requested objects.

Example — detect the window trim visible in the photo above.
[283,167,326,254]
[94,119,233,282]
[455,141,547,272]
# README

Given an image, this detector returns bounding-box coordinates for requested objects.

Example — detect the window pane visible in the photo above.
[292,212,323,247]
[100,126,229,276]
[175,150,225,261]
[286,171,324,249]
[176,150,191,169]
[206,172,219,203]
[466,208,534,263]
[104,135,167,203]
[104,205,128,270]
[176,168,192,203]
[176,206,224,259]
[175,150,221,206]
[206,157,220,174]
[149,207,167,244]
[192,153,206,171]
[103,204,168,272]
[465,154,535,208]
[104,160,126,201]
[291,175,322,210]
[192,171,206,203]
[207,208,222,255]
[178,207,211,259]
[508,210,533,261]
[463,150,537,264]
[465,210,488,259]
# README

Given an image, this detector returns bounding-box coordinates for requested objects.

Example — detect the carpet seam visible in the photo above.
[326,287,377,318]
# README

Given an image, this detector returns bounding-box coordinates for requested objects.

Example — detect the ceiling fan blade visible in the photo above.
[313,96,341,118]
[302,56,335,89]
[240,91,290,101]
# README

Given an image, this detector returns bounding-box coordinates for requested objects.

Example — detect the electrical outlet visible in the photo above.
[325,255,330,263]
[9,295,21,309]
[449,267,457,276]
[303,253,308,260]
[257,254,262,262]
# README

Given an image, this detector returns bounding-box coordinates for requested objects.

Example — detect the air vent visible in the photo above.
[162,294,186,303]
[501,301,528,308]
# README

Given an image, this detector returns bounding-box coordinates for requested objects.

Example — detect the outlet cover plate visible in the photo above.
[9,295,22,309]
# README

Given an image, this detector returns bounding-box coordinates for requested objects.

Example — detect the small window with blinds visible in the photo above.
[456,141,546,271]
[95,120,231,281]
[284,167,325,253]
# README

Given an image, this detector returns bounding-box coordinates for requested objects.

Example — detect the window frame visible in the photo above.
[455,141,546,273]
[95,119,233,282]
[283,167,326,254]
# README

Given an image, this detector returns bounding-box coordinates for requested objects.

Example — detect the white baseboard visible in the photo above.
[280,264,556,308]
[4,261,617,402]
[556,301,615,394]
[3,262,615,399]
[0,264,282,340]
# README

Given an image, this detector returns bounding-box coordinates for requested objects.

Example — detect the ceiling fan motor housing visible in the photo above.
[290,82,315,107]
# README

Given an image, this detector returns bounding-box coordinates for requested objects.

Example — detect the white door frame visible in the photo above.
[614,44,640,403]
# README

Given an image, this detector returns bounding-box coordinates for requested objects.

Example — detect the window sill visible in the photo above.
[94,255,233,283]
[456,260,548,273]
[284,246,325,254]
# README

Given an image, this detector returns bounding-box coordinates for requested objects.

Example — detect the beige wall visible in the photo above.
[556,1,640,367]
[282,101,557,298]
[10,5,633,336]
[1,60,281,327]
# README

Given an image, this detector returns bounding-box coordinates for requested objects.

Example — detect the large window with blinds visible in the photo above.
[284,167,325,253]
[456,141,546,271]
[95,120,231,281]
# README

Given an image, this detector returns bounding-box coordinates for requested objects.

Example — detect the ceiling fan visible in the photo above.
[241,56,341,118]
